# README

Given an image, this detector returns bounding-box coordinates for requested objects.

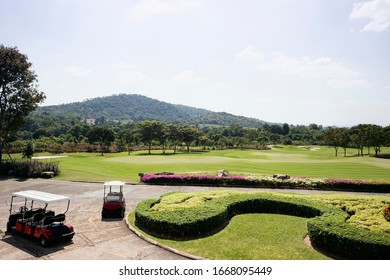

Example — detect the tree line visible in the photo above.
[5,119,390,158]
[323,124,390,157]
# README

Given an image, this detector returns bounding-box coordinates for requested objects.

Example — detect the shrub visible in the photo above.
[0,160,60,178]
[384,204,390,222]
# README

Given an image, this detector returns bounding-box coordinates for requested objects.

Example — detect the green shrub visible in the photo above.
[0,160,60,178]
[308,214,390,259]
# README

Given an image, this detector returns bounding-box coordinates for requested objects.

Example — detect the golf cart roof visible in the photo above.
[12,190,70,203]
[104,181,125,186]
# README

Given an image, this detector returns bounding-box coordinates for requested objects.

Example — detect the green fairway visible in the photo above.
[33,145,390,183]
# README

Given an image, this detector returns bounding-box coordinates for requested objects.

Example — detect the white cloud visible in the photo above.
[64,65,91,77]
[235,45,264,61]
[128,0,203,20]
[256,53,369,88]
[351,0,390,31]
[171,69,207,83]
[112,62,147,83]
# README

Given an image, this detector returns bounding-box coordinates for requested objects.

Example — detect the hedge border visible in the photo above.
[140,173,390,193]
[135,192,390,259]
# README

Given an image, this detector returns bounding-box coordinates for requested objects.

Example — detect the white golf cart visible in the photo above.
[6,190,75,247]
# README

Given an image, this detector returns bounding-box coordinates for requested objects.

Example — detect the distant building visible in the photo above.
[85,118,96,125]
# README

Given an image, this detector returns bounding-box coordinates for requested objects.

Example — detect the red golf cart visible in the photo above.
[102,181,126,219]
[6,190,75,247]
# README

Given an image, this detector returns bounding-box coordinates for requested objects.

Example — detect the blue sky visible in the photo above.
[1,0,389,126]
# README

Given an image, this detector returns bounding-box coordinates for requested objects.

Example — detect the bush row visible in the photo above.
[0,160,60,178]
[308,213,390,259]
[140,173,390,193]
[135,192,390,259]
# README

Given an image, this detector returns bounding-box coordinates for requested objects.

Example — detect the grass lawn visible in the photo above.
[129,212,331,260]
[32,145,390,183]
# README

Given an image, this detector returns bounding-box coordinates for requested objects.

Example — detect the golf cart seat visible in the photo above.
[106,192,123,202]
[18,208,45,224]
[39,213,65,227]
[28,210,55,227]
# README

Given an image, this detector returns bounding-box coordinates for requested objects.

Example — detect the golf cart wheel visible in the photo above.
[40,236,48,247]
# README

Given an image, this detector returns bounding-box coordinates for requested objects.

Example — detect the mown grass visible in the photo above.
[129,212,330,260]
[32,145,390,183]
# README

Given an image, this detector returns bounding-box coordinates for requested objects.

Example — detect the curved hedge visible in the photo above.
[135,192,390,259]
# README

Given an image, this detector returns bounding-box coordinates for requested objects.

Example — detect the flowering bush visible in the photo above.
[140,173,390,193]
[140,173,247,186]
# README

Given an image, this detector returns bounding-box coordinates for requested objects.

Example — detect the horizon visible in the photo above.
[2,0,390,127]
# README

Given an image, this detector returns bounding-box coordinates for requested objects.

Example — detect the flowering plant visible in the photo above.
[140,172,390,193]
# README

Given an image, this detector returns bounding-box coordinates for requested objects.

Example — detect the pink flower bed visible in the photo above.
[139,173,390,193]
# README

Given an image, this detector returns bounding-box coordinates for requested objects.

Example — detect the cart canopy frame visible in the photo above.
[10,190,71,214]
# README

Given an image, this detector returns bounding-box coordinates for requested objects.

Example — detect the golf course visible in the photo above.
[43,145,390,183]
[6,145,390,260]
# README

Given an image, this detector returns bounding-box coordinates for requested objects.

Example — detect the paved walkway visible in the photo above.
[0,178,388,260]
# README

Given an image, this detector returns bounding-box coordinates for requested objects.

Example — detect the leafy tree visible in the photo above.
[167,124,181,154]
[138,120,164,154]
[350,125,367,156]
[365,124,385,156]
[323,128,342,157]
[22,140,34,159]
[67,123,90,143]
[159,123,170,154]
[0,45,45,162]
[118,125,138,155]
[338,128,351,157]
[384,126,390,147]
[87,126,115,155]
[179,125,203,153]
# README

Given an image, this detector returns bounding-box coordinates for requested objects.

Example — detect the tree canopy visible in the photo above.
[0,45,45,161]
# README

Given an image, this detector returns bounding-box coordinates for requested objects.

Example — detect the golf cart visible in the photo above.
[102,181,126,219]
[6,190,75,247]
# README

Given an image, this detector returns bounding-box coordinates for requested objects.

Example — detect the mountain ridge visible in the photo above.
[36,93,267,128]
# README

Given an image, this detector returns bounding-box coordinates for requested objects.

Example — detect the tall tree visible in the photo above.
[87,127,115,156]
[366,124,385,156]
[323,127,342,157]
[138,120,163,154]
[179,125,202,153]
[0,45,45,162]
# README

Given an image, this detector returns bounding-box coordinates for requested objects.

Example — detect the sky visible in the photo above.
[1,0,390,127]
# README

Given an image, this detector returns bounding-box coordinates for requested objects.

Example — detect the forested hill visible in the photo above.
[36,94,267,128]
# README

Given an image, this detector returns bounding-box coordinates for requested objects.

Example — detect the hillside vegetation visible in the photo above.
[34,94,267,127]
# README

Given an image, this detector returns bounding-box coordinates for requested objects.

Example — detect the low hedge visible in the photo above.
[135,192,390,259]
[308,214,390,259]
[0,160,60,178]
[140,173,390,193]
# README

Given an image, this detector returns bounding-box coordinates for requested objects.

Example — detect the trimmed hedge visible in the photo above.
[135,192,390,259]
[140,173,390,193]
